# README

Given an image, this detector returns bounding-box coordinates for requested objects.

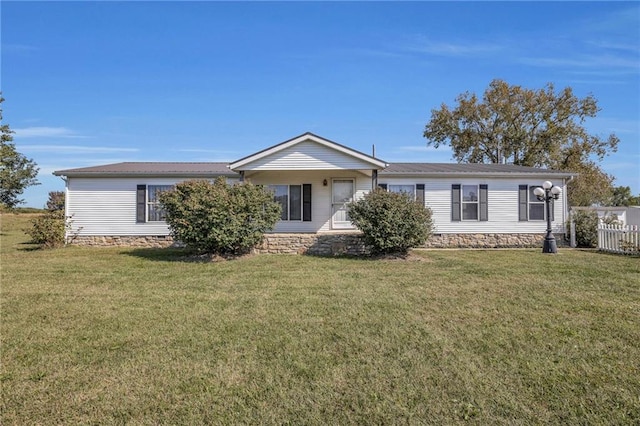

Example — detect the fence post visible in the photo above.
[570,212,576,248]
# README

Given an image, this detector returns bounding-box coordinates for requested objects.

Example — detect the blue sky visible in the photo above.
[2,1,639,208]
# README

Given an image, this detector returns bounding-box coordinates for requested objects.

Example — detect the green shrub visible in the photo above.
[571,210,599,248]
[570,210,623,248]
[159,177,281,255]
[348,188,434,255]
[24,210,66,248]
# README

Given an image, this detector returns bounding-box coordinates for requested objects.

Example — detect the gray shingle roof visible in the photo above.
[380,163,574,176]
[53,162,238,177]
[54,161,575,178]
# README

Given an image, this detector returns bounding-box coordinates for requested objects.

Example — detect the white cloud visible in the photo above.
[586,117,640,135]
[13,127,87,139]
[344,48,407,59]
[17,145,139,154]
[404,37,503,57]
[520,54,639,71]
[601,160,640,171]
[586,40,639,54]
[176,148,240,154]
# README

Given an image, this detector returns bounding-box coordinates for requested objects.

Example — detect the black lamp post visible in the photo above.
[533,181,562,254]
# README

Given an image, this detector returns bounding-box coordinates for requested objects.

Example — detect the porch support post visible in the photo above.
[239,171,245,182]
[371,170,378,189]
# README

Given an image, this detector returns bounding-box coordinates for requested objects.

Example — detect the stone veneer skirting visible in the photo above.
[423,233,563,249]
[69,235,177,248]
[69,232,565,255]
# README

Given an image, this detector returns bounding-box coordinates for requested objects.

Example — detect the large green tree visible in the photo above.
[423,79,619,206]
[609,186,640,207]
[0,95,39,209]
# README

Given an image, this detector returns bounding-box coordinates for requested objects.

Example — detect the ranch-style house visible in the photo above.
[54,132,575,254]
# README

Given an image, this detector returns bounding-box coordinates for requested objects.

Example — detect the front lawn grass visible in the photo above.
[1,213,639,424]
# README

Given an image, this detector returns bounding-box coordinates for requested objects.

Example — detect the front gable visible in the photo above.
[229,132,387,171]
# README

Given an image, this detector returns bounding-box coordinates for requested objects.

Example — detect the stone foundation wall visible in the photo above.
[69,235,177,248]
[424,233,566,249]
[68,233,566,253]
[254,233,369,256]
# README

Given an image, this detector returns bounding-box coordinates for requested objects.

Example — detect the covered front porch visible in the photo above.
[229,132,387,233]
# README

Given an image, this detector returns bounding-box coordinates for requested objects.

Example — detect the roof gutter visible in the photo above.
[378,172,577,179]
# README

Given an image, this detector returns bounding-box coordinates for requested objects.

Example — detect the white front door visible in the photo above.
[331,179,355,229]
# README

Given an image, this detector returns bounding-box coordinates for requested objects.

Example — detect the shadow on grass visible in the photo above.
[17,241,43,252]
[123,247,201,262]
[123,247,260,263]
[305,251,431,262]
[123,246,429,263]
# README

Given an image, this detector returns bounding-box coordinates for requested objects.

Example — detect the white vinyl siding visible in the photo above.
[64,174,568,238]
[65,177,237,236]
[380,177,567,234]
[237,140,379,171]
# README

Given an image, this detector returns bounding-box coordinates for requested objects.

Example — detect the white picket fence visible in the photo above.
[598,224,640,255]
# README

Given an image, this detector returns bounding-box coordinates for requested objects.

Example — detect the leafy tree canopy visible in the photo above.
[46,191,65,211]
[609,186,640,207]
[1,94,39,209]
[423,79,619,206]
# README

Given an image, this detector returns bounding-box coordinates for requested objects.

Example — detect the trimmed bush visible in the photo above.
[159,177,281,255]
[348,188,434,255]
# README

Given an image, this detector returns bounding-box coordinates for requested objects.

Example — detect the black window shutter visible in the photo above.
[136,185,146,223]
[416,184,425,205]
[378,183,387,190]
[302,184,312,222]
[451,184,461,222]
[479,184,488,221]
[518,185,528,221]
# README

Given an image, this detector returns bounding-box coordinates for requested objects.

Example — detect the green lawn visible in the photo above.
[1,213,639,424]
